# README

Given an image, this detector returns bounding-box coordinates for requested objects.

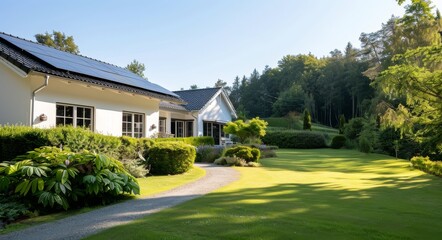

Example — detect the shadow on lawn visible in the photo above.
[91,171,442,240]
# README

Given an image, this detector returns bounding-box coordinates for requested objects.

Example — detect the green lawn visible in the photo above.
[87,149,442,240]
[0,166,205,234]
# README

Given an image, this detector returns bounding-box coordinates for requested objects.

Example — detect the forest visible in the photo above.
[224,0,441,159]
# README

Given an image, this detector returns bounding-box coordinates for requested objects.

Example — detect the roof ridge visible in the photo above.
[173,87,221,93]
[0,32,128,71]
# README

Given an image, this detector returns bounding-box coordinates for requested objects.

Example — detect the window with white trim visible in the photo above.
[122,112,144,138]
[159,117,166,133]
[56,104,93,130]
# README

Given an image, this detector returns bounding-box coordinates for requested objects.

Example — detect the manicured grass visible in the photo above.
[137,166,205,197]
[87,149,442,239]
[0,166,205,234]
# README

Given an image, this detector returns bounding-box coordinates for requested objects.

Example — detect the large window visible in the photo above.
[122,112,144,138]
[203,121,225,145]
[56,104,93,130]
[171,119,193,137]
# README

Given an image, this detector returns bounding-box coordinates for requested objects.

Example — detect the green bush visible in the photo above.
[242,144,278,158]
[153,136,214,146]
[344,117,365,141]
[147,142,196,175]
[0,126,122,162]
[411,156,442,177]
[224,146,260,163]
[0,147,139,211]
[262,131,326,149]
[330,135,346,149]
[195,145,225,163]
[0,126,50,163]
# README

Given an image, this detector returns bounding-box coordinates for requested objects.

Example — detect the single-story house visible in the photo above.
[0,32,236,141]
[159,87,237,145]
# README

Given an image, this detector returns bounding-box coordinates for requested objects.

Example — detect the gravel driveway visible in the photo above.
[0,163,239,240]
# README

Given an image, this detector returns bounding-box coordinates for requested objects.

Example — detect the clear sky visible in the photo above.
[1,0,441,91]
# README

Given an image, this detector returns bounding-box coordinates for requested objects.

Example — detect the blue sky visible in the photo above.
[2,0,441,90]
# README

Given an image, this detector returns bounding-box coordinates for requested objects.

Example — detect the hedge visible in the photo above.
[147,142,196,175]
[262,131,326,148]
[0,126,213,163]
[153,136,214,146]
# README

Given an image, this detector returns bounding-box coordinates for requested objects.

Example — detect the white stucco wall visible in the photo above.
[0,60,31,125]
[30,75,160,137]
[197,94,233,136]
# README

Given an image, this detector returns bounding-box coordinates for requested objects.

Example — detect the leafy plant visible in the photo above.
[0,147,139,211]
[330,135,346,149]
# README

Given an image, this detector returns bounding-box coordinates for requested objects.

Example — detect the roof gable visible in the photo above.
[173,87,221,111]
[0,32,181,102]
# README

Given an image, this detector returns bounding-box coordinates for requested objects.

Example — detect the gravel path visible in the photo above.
[0,163,239,240]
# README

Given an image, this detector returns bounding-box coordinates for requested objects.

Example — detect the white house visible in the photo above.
[0,32,236,142]
[0,32,183,137]
[159,87,237,145]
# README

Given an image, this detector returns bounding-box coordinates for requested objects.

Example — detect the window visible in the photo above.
[159,117,166,133]
[56,104,93,130]
[171,119,194,137]
[122,112,144,138]
[203,121,225,145]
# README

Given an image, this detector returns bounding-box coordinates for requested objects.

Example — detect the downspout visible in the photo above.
[31,75,49,126]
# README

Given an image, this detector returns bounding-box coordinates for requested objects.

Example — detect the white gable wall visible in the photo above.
[197,94,233,136]
[30,74,160,137]
[0,61,31,125]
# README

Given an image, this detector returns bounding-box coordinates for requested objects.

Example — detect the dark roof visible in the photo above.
[173,87,221,111]
[0,32,182,103]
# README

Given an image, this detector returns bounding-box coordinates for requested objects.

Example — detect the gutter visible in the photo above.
[190,111,199,136]
[31,75,49,126]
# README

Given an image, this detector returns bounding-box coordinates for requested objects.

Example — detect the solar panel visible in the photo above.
[0,33,178,98]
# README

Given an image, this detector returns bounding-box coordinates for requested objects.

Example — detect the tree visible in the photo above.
[303,109,312,131]
[126,60,146,78]
[189,85,198,90]
[377,45,442,156]
[35,31,79,54]
[223,117,268,143]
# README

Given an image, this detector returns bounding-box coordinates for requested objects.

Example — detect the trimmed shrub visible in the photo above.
[0,126,122,162]
[224,146,260,163]
[195,145,225,163]
[262,131,326,148]
[147,142,196,175]
[330,135,346,149]
[153,136,214,146]
[0,126,49,163]
[0,147,139,212]
[411,156,442,177]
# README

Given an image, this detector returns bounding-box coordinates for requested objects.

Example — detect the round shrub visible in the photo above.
[330,135,346,149]
[147,142,196,175]
[224,146,260,163]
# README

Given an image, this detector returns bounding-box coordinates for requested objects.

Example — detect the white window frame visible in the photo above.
[159,118,166,133]
[122,112,145,138]
[56,103,94,130]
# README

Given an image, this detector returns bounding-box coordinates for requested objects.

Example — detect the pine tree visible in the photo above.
[303,109,312,131]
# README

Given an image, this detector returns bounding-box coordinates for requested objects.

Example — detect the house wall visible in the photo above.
[0,60,31,125]
[30,74,160,137]
[197,94,233,136]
